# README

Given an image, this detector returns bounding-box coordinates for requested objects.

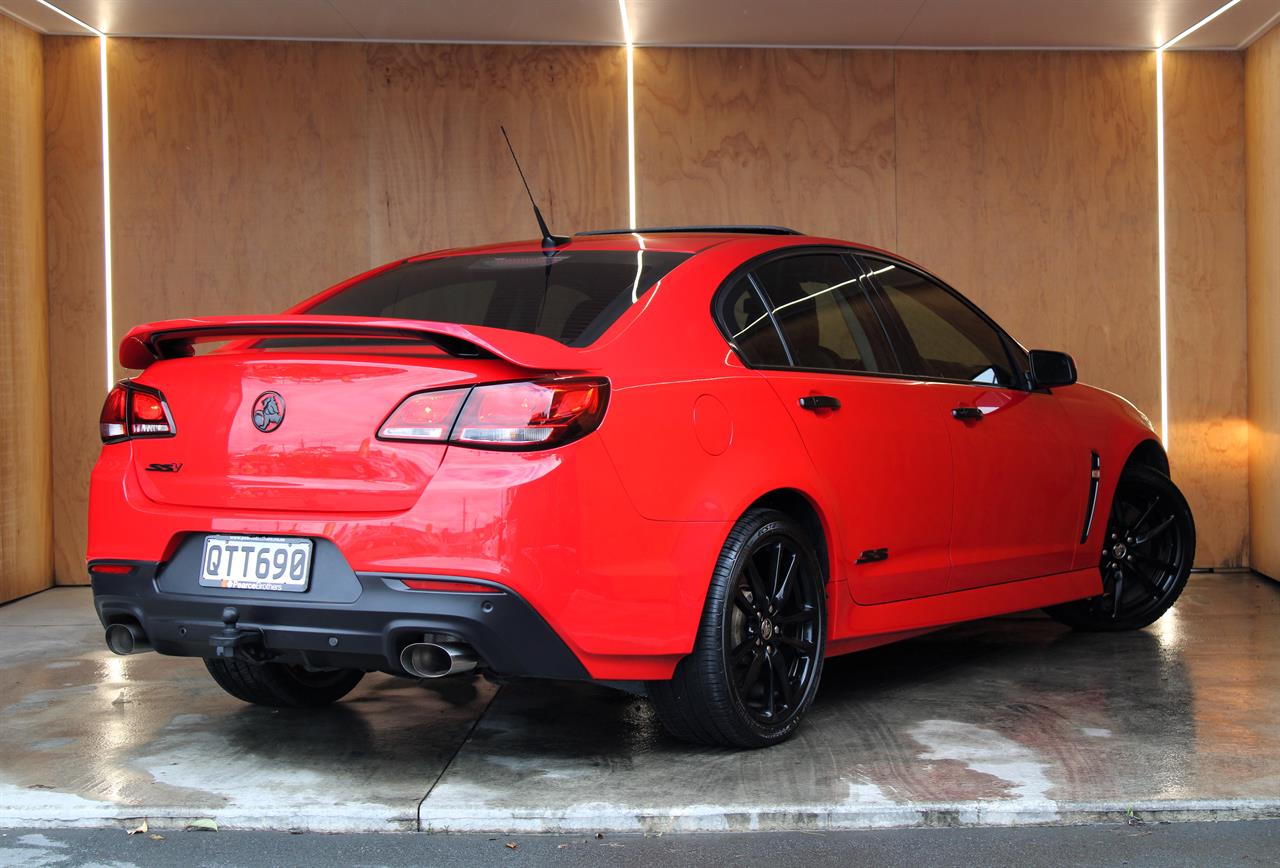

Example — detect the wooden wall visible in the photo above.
[637,48,1247,566]
[44,38,627,584]
[44,36,103,588]
[0,13,52,603]
[44,40,1249,580]
[1247,24,1280,579]
[1164,52,1249,568]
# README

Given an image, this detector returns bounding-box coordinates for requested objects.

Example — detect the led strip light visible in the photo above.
[1154,0,1243,447]
[617,0,637,228]
[35,1,114,392]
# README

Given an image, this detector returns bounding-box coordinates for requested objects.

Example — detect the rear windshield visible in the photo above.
[303,250,691,347]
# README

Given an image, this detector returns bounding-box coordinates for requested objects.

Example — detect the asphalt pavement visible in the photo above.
[3,820,1279,867]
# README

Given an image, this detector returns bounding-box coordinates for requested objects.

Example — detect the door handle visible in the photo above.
[799,395,841,412]
[951,406,984,421]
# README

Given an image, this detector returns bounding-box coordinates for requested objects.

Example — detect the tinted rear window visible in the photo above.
[304,250,691,347]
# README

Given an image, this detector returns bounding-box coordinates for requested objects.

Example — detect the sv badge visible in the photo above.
[145,462,183,473]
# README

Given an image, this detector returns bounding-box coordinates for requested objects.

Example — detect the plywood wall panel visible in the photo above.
[634,48,896,248]
[367,44,627,259]
[108,38,373,351]
[42,40,1252,574]
[1163,51,1248,568]
[44,36,104,586]
[895,51,1161,426]
[0,13,52,602]
[1246,25,1280,579]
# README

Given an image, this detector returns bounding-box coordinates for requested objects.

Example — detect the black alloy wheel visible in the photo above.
[727,536,821,726]
[1047,465,1195,631]
[648,508,827,748]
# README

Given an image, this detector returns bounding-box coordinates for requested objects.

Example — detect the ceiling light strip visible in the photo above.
[1161,0,1243,50]
[617,0,636,229]
[35,1,114,391]
[1151,0,1242,450]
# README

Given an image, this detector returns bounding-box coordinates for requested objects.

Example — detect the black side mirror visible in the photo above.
[1028,349,1077,388]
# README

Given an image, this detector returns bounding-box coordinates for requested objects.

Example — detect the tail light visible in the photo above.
[100,380,176,443]
[379,377,609,450]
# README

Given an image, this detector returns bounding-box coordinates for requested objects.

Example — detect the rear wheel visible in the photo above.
[204,657,364,707]
[1046,465,1195,631]
[648,508,826,748]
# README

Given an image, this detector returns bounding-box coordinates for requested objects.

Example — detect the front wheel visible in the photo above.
[648,508,827,748]
[1046,465,1195,631]
[204,657,364,707]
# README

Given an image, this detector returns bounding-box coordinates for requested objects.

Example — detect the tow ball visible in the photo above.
[208,606,266,661]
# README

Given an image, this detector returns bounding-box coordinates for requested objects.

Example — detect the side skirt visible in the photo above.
[828,566,1103,649]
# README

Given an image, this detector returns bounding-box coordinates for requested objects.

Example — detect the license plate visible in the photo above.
[198,535,313,592]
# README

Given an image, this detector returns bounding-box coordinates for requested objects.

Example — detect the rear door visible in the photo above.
[718,251,957,604]
[859,255,1081,590]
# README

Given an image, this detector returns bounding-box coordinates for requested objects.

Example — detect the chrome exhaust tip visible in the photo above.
[105,622,151,656]
[400,642,478,678]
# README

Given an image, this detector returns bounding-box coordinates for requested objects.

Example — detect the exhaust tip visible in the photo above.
[105,622,150,656]
[400,642,478,678]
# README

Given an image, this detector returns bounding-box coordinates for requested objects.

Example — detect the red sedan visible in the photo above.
[88,227,1195,747]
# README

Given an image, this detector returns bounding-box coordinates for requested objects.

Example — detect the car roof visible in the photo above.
[407,227,913,263]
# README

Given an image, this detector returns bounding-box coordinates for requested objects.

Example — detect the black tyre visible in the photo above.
[1046,465,1195,631]
[204,657,364,707]
[648,508,827,748]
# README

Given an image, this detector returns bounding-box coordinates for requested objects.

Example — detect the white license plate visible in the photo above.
[198,535,313,592]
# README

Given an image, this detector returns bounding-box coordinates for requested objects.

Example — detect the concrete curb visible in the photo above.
[3,798,1278,834]
[417,798,1280,834]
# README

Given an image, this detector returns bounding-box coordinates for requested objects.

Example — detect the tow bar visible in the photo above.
[208,606,267,660]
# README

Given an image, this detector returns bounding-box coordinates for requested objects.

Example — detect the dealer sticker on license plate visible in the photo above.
[198,535,313,592]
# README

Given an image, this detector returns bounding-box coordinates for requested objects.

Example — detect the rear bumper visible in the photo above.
[89,541,589,681]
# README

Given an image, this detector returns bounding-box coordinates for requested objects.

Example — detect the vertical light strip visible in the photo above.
[1153,0,1243,448]
[99,35,114,390]
[1155,48,1169,445]
[35,1,113,390]
[617,0,636,228]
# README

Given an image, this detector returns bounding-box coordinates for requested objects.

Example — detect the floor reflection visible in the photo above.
[0,575,1276,831]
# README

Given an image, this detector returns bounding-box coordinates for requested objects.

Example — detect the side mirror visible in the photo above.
[1028,349,1077,388]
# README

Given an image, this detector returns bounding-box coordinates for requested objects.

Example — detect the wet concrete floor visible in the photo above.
[1,576,1277,832]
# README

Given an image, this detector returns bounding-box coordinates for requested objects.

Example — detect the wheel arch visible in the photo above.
[742,488,834,585]
[1122,438,1170,477]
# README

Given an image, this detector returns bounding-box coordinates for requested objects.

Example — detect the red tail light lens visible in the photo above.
[100,385,128,441]
[377,388,469,441]
[379,377,609,450]
[454,379,607,448]
[100,380,176,443]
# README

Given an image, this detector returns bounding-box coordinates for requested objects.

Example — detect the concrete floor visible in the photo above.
[0,575,1277,833]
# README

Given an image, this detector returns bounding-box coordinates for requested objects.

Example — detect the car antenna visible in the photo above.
[500,125,570,251]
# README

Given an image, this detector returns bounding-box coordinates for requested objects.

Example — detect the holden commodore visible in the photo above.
[89,226,1195,747]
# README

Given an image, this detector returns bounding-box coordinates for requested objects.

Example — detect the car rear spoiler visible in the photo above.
[118,315,590,372]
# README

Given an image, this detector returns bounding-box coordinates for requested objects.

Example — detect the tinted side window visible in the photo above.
[752,254,887,373]
[718,277,790,367]
[866,259,1016,387]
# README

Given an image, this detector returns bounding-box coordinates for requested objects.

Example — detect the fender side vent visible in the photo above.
[1080,451,1102,543]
